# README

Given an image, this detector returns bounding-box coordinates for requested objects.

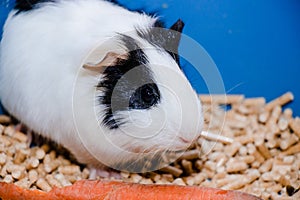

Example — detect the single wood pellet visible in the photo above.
[0,92,300,200]
[0,115,11,124]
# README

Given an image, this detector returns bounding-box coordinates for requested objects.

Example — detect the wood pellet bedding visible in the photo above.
[0,92,300,199]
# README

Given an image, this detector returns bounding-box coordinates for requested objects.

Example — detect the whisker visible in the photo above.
[225,81,245,94]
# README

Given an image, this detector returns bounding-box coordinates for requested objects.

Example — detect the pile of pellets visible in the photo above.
[121,92,300,200]
[0,119,89,191]
[0,92,300,200]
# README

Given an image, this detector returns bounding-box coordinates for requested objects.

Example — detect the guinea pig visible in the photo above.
[0,0,203,173]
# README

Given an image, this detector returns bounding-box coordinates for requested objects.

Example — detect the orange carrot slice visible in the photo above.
[0,180,261,200]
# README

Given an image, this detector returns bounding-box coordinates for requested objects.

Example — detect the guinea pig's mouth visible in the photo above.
[178,136,191,144]
[122,136,197,155]
[177,136,198,148]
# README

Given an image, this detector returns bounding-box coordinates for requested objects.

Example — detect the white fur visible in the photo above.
[0,0,203,169]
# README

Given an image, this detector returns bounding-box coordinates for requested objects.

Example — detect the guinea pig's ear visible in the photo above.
[166,19,184,64]
[169,19,184,38]
[83,52,127,73]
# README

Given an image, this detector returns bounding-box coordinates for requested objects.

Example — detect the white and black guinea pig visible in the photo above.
[0,0,203,173]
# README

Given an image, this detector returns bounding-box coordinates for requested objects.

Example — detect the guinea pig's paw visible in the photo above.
[88,166,122,180]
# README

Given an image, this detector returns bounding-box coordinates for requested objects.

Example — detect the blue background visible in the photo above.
[1,0,300,115]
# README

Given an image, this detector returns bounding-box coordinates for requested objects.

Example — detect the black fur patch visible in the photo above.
[97,35,160,129]
[14,0,55,13]
[137,19,184,65]
[14,0,119,14]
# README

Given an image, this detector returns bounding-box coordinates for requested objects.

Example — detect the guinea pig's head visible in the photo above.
[80,19,203,170]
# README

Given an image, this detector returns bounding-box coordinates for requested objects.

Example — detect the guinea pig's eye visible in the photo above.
[129,83,160,109]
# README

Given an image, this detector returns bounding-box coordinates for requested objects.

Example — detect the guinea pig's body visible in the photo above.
[0,0,203,171]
